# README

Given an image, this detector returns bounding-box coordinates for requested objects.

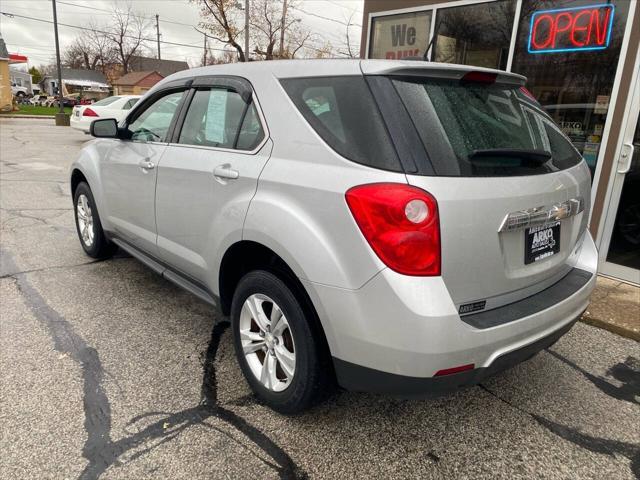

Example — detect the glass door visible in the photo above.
[598,73,640,285]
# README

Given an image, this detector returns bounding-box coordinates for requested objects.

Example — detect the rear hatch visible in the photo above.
[366,65,591,310]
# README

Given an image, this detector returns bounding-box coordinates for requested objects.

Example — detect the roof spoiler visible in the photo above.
[360,61,526,87]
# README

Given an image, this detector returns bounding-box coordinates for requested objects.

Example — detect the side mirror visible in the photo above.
[90,118,119,138]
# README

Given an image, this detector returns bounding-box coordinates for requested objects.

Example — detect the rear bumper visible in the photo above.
[333,316,578,396]
[70,116,90,132]
[303,231,597,393]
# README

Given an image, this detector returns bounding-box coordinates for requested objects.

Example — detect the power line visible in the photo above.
[0,11,229,52]
[56,0,198,28]
[290,5,361,28]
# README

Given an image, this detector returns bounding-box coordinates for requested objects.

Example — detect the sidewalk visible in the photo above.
[581,275,640,341]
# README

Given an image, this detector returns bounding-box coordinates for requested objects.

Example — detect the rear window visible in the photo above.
[392,78,583,177]
[280,76,401,172]
[92,96,121,107]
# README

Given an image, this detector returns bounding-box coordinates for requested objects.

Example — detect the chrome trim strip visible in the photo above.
[498,197,584,232]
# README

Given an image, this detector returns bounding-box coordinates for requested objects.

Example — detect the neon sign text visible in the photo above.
[528,4,615,54]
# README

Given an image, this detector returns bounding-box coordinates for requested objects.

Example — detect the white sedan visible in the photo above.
[70,95,141,133]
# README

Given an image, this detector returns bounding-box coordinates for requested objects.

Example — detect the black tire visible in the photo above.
[231,270,331,414]
[73,181,117,258]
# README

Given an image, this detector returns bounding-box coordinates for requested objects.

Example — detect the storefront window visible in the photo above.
[511,0,630,178]
[369,11,432,59]
[432,0,515,69]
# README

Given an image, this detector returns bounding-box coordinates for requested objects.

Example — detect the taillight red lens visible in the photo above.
[83,108,98,117]
[345,183,440,276]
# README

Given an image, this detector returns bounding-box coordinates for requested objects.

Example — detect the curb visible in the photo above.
[0,115,57,119]
[580,314,640,342]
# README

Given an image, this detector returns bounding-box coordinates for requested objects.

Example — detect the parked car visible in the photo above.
[70,95,140,133]
[44,96,77,108]
[30,94,49,106]
[70,60,597,413]
[11,82,28,97]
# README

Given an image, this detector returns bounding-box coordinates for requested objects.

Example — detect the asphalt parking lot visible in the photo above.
[1,117,639,479]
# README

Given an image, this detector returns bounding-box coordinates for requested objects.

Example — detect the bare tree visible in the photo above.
[192,0,314,61]
[106,4,150,73]
[191,0,247,62]
[63,32,102,70]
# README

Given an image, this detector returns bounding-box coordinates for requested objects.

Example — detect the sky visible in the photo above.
[0,0,363,69]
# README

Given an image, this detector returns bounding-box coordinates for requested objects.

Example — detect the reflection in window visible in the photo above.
[128,91,184,142]
[511,0,630,179]
[369,11,432,59]
[432,0,514,69]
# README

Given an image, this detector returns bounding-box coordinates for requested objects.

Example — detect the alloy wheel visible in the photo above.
[76,194,95,247]
[239,293,296,392]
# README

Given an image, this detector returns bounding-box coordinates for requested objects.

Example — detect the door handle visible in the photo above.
[617,142,634,174]
[213,164,239,180]
[138,160,155,170]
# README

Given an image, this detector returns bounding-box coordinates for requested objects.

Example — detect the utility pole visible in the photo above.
[244,0,249,61]
[156,14,161,60]
[203,33,207,66]
[279,0,287,58]
[51,0,68,125]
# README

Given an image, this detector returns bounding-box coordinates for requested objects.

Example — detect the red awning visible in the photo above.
[9,53,28,64]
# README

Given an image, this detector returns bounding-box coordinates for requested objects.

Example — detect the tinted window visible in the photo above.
[393,78,582,177]
[236,103,265,150]
[179,88,259,149]
[281,76,401,172]
[93,96,121,107]
[128,91,184,142]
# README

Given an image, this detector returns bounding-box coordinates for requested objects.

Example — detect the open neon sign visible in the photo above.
[528,4,615,54]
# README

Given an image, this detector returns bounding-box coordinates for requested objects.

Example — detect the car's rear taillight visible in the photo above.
[346,183,440,276]
[83,108,98,117]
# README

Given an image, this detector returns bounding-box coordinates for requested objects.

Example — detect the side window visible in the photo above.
[178,88,252,149]
[302,86,345,142]
[123,99,138,110]
[127,91,185,142]
[236,103,265,150]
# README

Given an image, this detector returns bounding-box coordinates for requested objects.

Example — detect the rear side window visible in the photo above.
[178,88,264,151]
[281,76,401,172]
[392,78,582,177]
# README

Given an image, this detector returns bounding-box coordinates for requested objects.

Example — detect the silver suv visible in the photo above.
[71,60,597,413]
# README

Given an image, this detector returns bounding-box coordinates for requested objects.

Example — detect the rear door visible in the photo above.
[154,77,270,284]
[371,72,591,309]
[101,89,187,255]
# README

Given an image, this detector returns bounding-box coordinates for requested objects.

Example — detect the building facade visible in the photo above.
[42,68,110,100]
[361,0,640,285]
[112,71,164,96]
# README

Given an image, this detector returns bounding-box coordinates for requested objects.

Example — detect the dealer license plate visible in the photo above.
[525,221,560,264]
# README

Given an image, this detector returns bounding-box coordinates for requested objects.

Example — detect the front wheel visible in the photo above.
[231,270,330,413]
[73,182,117,258]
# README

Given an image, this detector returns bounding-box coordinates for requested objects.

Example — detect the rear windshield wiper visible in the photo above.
[468,149,552,164]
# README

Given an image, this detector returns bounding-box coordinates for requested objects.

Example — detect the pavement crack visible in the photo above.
[0,258,112,279]
[479,372,639,477]
[5,248,306,479]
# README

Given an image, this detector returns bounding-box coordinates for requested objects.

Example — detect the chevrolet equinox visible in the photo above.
[71,60,597,413]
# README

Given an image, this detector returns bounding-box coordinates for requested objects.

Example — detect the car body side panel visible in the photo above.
[156,139,274,289]
[70,139,117,232]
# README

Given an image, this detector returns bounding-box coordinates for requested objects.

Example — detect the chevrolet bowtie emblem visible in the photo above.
[498,197,584,232]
